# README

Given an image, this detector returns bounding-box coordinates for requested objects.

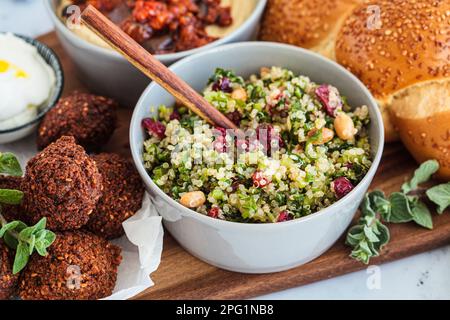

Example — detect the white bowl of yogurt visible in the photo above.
[0,33,64,144]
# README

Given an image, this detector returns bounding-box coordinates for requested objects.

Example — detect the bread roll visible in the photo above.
[260,0,450,179]
[335,0,450,179]
[259,0,362,59]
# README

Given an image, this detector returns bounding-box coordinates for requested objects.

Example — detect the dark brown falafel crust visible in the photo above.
[37,92,118,152]
[19,231,121,300]
[88,153,144,239]
[22,136,103,231]
[0,175,25,223]
[0,241,18,300]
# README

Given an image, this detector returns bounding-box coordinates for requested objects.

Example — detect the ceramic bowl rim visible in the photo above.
[130,41,385,230]
[0,33,64,135]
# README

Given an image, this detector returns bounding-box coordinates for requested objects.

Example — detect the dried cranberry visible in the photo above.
[236,138,249,152]
[212,127,228,153]
[208,207,220,218]
[333,177,354,199]
[277,210,292,222]
[225,110,242,126]
[212,77,232,93]
[213,135,227,153]
[252,170,271,188]
[315,84,342,117]
[256,124,284,154]
[142,118,166,139]
[231,180,241,192]
[169,109,181,120]
[214,126,227,137]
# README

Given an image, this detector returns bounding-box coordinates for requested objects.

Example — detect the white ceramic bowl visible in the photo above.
[45,0,267,106]
[130,42,384,273]
[0,34,64,144]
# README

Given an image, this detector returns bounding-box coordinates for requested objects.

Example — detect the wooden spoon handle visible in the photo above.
[81,5,238,130]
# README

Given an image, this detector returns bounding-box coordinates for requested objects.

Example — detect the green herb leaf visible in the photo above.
[0,153,23,177]
[34,229,56,256]
[0,189,23,205]
[410,201,433,229]
[360,195,375,217]
[3,231,18,249]
[388,192,413,223]
[369,190,391,220]
[368,190,386,203]
[346,206,390,264]
[18,226,34,242]
[0,213,55,272]
[42,230,56,247]
[375,221,390,247]
[363,225,380,242]
[0,221,19,237]
[28,235,36,255]
[347,160,444,265]
[13,241,30,274]
[31,217,47,233]
[35,243,48,257]
[426,182,450,214]
[402,160,439,193]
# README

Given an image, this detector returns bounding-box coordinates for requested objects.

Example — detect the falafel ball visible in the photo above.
[37,92,118,152]
[0,241,18,300]
[22,136,103,231]
[18,231,122,300]
[87,153,144,239]
[0,175,26,222]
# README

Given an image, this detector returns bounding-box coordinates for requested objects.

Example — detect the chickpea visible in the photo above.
[180,191,206,208]
[231,88,247,101]
[308,128,335,145]
[334,113,357,140]
[260,67,271,78]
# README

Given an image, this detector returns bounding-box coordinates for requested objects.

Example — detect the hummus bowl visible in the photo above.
[130,42,384,273]
[45,0,267,106]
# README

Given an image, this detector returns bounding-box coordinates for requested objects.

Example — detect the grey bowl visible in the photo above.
[45,0,267,106]
[130,42,384,273]
[0,33,64,144]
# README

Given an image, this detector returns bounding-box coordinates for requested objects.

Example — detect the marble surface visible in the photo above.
[1,0,449,300]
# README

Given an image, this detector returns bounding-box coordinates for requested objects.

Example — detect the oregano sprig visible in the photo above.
[0,152,56,274]
[347,160,450,264]
[426,183,450,214]
[346,194,390,264]
[0,152,23,177]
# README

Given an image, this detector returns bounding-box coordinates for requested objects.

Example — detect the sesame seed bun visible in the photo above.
[259,0,362,59]
[335,0,450,178]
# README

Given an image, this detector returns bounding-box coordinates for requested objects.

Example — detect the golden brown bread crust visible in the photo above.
[335,0,450,101]
[259,0,361,59]
[389,80,450,180]
[336,0,450,176]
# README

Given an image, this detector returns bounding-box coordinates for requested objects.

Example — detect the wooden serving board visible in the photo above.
[39,32,450,300]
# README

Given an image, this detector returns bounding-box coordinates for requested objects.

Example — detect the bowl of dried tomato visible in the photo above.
[45,0,267,106]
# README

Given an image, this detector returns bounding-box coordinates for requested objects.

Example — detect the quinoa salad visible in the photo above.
[142,67,372,223]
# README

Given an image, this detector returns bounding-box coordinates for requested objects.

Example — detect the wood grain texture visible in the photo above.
[80,5,239,130]
[38,32,450,300]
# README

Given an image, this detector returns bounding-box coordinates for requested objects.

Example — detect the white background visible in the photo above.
[1,0,449,299]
